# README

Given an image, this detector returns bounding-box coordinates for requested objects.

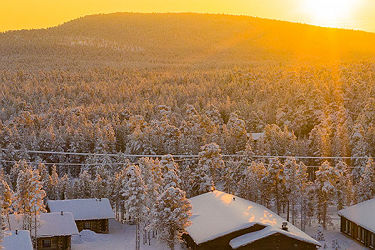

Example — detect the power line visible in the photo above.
[0,159,364,169]
[0,147,372,160]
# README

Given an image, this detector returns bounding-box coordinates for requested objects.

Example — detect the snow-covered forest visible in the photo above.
[1,13,375,249]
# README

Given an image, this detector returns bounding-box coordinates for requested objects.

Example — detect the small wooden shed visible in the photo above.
[47,198,115,234]
[9,212,78,250]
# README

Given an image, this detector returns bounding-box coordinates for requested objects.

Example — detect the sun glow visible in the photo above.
[302,0,358,28]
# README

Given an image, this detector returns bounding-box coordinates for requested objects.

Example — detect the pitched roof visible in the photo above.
[47,198,115,220]
[186,191,320,247]
[2,230,33,250]
[338,198,375,233]
[9,212,79,237]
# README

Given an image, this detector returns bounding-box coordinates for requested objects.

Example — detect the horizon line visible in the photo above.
[0,11,373,35]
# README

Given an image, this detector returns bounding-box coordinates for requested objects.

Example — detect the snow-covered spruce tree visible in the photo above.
[150,187,192,250]
[264,158,286,214]
[57,174,70,200]
[284,157,307,225]
[335,160,353,209]
[138,158,162,210]
[121,165,148,249]
[46,165,59,200]
[9,160,30,190]
[225,144,254,195]
[76,170,93,199]
[37,162,49,192]
[224,112,248,154]
[121,165,148,223]
[315,161,339,229]
[0,202,5,250]
[0,179,13,230]
[355,159,375,203]
[350,123,368,180]
[13,166,46,239]
[197,143,225,186]
[189,161,214,197]
[160,155,181,190]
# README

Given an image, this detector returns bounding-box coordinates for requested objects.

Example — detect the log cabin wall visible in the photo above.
[75,219,109,234]
[36,236,71,250]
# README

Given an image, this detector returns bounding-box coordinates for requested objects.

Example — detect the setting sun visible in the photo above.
[302,0,359,27]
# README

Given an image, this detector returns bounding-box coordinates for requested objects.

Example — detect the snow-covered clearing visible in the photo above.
[72,219,184,250]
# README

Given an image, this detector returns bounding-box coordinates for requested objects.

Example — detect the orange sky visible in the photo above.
[1,0,375,33]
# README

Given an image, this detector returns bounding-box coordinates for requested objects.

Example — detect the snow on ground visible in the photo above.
[304,207,366,250]
[72,206,366,250]
[72,219,184,250]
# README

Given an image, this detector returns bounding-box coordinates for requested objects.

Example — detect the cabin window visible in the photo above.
[370,233,374,248]
[345,220,352,235]
[101,220,106,232]
[361,228,366,243]
[42,239,51,248]
[84,221,91,229]
[357,227,361,240]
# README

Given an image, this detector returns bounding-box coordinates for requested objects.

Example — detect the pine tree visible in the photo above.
[225,113,248,154]
[0,202,5,250]
[150,187,192,250]
[351,123,369,181]
[238,161,268,205]
[284,158,307,224]
[335,161,353,209]
[121,165,148,250]
[0,179,13,230]
[355,159,375,203]
[197,143,225,185]
[121,165,148,223]
[57,174,70,200]
[160,155,181,190]
[13,166,46,239]
[76,170,93,198]
[46,166,59,200]
[265,158,286,214]
[189,162,214,196]
[315,161,339,229]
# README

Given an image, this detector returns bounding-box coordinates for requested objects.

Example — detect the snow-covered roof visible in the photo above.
[2,230,33,250]
[250,133,264,141]
[338,198,375,233]
[47,198,115,221]
[186,191,320,247]
[9,212,79,237]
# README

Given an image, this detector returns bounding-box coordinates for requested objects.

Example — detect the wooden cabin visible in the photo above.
[9,212,78,250]
[47,198,115,234]
[184,191,321,250]
[338,198,375,248]
[2,230,33,250]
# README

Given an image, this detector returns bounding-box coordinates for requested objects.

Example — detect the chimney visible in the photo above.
[282,222,288,231]
[61,211,64,216]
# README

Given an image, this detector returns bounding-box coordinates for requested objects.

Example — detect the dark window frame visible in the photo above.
[84,221,91,229]
[42,238,52,248]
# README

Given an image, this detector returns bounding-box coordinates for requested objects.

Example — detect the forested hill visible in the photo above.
[1,12,375,69]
